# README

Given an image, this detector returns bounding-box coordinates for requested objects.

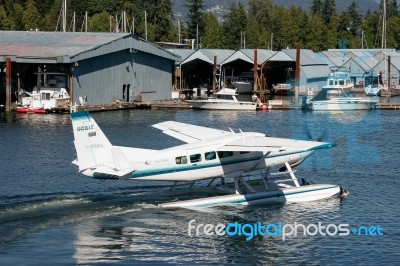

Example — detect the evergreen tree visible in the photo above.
[23,0,43,30]
[11,3,24,30]
[322,0,336,25]
[184,0,204,40]
[347,0,362,37]
[387,0,399,17]
[152,0,174,42]
[248,0,273,27]
[201,12,224,48]
[311,0,323,15]
[222,3,247,50]
[0,4,15,30]
[305,14,326,51]
[387,15,400,48]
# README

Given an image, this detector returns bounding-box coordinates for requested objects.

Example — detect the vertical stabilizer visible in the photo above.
[71,111,113,171]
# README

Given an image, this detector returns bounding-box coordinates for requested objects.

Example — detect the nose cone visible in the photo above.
[308,142,337,151]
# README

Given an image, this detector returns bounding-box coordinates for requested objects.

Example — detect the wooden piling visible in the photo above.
[5,58,11,112]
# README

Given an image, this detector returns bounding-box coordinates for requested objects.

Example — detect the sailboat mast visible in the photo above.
[62,0,67,32]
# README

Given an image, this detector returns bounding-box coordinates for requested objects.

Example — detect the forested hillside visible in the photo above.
[0,0,399,51]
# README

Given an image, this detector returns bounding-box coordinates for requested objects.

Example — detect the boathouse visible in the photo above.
[266,49,329,95]
[320,49,400,89]
[0,31,179,109]
[168,49,235,95]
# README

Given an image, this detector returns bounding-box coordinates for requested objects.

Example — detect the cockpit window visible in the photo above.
[217,151,234,158]
[175,156,187,164]
[205,151,216,160]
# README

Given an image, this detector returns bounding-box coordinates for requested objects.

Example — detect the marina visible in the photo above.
[0,109,399,264]
[1,0,400,264]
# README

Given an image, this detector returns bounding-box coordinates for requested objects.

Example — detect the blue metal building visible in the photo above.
[0,31,179,107]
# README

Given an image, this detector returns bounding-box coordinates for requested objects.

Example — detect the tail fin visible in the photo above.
[71,111,132,178]
[71,111,113,172]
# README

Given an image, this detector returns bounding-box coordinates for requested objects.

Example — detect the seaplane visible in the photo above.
[71,111,348,208]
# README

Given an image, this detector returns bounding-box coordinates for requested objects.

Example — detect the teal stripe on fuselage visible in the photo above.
[131,155,263,178]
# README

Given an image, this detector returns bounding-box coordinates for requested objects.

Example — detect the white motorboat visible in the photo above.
[309,88,377,111]
[186,88,258,110]
[322,67,354,92]
[17,72,70,113]
[364,72,382,96]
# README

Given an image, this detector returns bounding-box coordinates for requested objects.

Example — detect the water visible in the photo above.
[0,109,399,265]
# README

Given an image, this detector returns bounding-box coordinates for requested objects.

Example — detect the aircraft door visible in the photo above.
[187,149,205,180]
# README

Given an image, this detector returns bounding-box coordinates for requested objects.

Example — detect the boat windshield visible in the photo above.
[365,75,379,87]
[216,95,235,100]
[311,89,345,101]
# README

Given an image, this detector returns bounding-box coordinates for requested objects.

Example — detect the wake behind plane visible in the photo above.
[71,111,347,207]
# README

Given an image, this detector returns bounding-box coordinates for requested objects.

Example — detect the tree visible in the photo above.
[322,0,336,25]
[248,0,273,26]
[305,14,326,51]
[88,11,109,32]
[152,0,174,42]
[346,0,362,37]
[184,0,204,40]
[201,12,224,48]
[222,3,247,50]
[311,0,323,15]
[387,15,400,48]
[23,0,43,30]
[0,4,15,30]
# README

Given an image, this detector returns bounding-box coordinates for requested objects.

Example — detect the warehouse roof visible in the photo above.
[0,31,179,63]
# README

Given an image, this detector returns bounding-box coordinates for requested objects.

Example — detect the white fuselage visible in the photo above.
[84,134,316,181]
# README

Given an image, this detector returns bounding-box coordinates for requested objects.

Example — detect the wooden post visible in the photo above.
[213,56,217,92]
[295,43,301,105]
[5,58,11,112]
[254,49,258,93]
[17,73,21,104]
[388,55,391,89]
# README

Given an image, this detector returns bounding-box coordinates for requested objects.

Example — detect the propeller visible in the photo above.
[278,121,328,172]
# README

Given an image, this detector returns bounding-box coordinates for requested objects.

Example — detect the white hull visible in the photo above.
[160,184,341,208]
[187,100,257,110]
[312,99,376,111]
[364,86,381,96]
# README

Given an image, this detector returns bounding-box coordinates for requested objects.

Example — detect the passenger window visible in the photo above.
[175,156,187,164]
[217,151,234,158]
[240,151,250,154]
[205,151,216,160]
[190,154,202,163]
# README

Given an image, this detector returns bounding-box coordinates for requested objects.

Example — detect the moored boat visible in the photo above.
[186,88,258,110]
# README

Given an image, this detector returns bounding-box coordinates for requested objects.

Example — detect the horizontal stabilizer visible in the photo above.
[111,146,131,170]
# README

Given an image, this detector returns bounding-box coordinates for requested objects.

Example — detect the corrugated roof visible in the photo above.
[240,49,275,65]
[200,49,235,64]
[0,31,179,63]
[283,49,326,65]
[268,51,294,62]
[179,49,235,65]
[166,49,195,64]
[222,50,253,65]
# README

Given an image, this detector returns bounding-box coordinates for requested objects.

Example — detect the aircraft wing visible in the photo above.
[218,136,285,152]
[152,121,232,143]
